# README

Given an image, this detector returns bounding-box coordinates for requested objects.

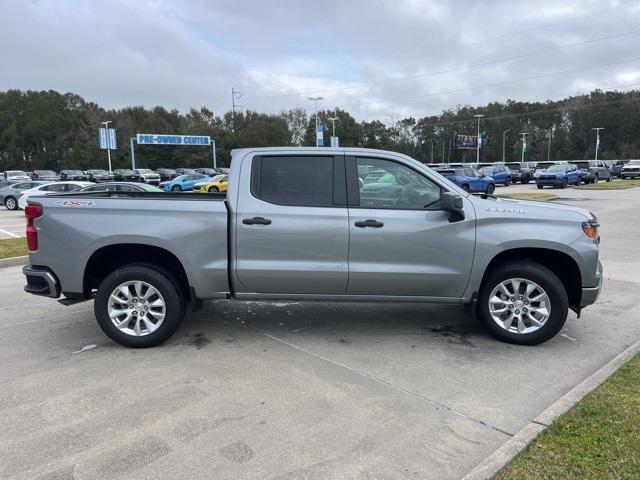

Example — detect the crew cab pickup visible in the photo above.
[23,147,602,348]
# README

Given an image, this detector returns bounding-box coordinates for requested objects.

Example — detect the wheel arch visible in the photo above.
[83,243,190,300]
[480,247,582,312]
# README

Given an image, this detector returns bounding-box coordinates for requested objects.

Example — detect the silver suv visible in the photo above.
[570,160,612,184]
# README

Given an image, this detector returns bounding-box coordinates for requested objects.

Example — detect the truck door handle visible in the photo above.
[242,216,272,225]
[354,219,384,228]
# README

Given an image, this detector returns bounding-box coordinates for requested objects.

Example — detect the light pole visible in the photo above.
[328,116,338,147]
[502,129,510,163]
[519,132,528,162]
[592,127,604,161]
[101,120,113,172]
[474,114,484,164]
[427,139,434,163]
[307,96,324,147]
[547,128,553,162]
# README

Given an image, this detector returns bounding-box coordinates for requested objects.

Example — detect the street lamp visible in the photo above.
[427,139,434,163]
[592,127,604,161]
[101,120,113,172]
[307,96,324,147]
[473,114,484,164]
[328,116,338,146]
[502,129,511,163]
[547,128,553,162]
[519,132,528,162]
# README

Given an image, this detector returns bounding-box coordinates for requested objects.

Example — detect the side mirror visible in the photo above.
[441,191,465,222]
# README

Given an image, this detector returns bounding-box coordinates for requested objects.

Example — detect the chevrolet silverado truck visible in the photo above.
[22,147,602,348]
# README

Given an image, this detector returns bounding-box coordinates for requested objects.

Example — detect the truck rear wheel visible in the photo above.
[94,264,186,348]
[477,262,568,345]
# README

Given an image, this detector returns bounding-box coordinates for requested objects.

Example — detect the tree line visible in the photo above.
[0,88,639,172]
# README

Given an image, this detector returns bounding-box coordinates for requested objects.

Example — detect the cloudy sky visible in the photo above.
[2,0,640,120]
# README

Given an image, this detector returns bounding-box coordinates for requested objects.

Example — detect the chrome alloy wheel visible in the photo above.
[108,281,166,336]
[488,278,551,334]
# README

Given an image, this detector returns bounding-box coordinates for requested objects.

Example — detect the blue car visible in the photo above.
[160,173,210,192]
[536,164,581,189]
[480,165,512,186]
[435,167,495,194]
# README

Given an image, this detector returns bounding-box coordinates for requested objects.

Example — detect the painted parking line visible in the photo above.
[0,228,20,238]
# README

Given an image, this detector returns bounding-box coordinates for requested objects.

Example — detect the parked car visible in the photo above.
[195,168,218,176]
[536,164,581,188]
[435,167,495,193]
[60,170,89,181]
[193,174,229,193]
[3,170,32,182]
[612,160,629,178]
[569,160,612,184]
[80,182,162,193]
[85,169,115,183]
[134,169,161,185]
[0,181,49,210]
[620,159,640,179]
[32,170,60,182]
[22,147,602,348]
[113,169,141,182]
[480,165,512,186]
[505,162,536,184]
[159,173,210,192]
[175,168,196,176]
[155,168,178,182]
[17,181,93,209]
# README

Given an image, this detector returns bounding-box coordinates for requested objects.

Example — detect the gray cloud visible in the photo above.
[2,0,639,120]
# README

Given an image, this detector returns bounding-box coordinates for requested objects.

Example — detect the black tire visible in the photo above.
[94,264,186,348]
[477,261,569,345]
[606,176,611,182]
[171,185,182,192]
[521,175,530,184]
[537,184,543,189]
[486,183,495,194]
[208,186,219,193]
[505,177,511,186]
[560,179,567,189]
[4,196,18,210]
[462,184,470,192]
[593,175,599,183]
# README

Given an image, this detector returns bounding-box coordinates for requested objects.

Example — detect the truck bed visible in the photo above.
[27,191,230,300]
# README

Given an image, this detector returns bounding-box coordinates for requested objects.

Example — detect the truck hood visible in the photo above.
[472,195,595,221]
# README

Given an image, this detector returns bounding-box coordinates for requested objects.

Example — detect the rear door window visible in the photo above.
[252,156,334,207]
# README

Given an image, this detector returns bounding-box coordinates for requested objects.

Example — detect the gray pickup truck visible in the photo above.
[22,147,602,348]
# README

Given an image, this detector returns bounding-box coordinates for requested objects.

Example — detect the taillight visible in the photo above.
[25,204,43,251]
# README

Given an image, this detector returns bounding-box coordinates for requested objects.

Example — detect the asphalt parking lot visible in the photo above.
[1,183,639,479]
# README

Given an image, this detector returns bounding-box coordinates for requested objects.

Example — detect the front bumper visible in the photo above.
[23,264,60,298]
[621,170,640,178]
[536,177,565,186]
[580,260,603,307]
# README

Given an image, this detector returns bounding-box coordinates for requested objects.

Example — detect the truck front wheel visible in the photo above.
[477,262,568,345]
[94,264,186,348]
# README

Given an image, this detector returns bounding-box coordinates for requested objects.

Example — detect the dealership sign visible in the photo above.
[454,134,482,150]
[136,134,211,146]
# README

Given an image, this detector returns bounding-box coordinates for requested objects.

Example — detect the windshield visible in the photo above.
[572,162,590,169]
[137,169,153,174]
[91,170,108,175]
[210,175,226,182]
[536,163,555,170]
[505,163,520,170]
[65,170,83,175]
[7,171,27,176]
[119,170,133,174]
[179,169,195,174]
[480,167,496,174]
[546,165,567,173]
[36,170,56,175]
[628,160,640,165]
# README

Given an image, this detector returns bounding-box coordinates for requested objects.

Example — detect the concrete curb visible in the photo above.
[462,338,640,480]
[0,255,28,269]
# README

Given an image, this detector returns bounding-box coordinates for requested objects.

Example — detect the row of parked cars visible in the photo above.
[0,167,231,210]
[1,167,229,186]
[426,159,639,192]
